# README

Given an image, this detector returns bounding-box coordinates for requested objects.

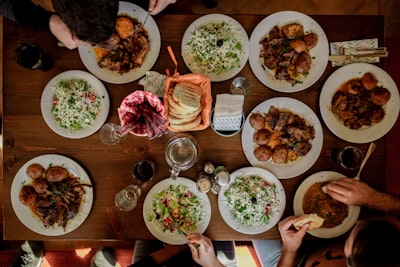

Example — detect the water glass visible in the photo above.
[15,42,53,71]
[133,160,155,184]
[100,123,126,145]
[330,146,364,170]
[115,184,141,211]
[230,77,252,96]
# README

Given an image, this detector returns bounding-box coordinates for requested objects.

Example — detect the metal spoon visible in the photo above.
[354,142,376,180]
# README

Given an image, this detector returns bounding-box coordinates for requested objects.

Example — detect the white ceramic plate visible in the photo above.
[143,177,211,245]
[218,167,286,234]
[320,63,400,143]
[10,154,93,236]
[249,11,329,92]
[78,1,161,84]
[293,171,360,238]
[41,70,109,139]
[241,97,323,179]
[181,14,249,82]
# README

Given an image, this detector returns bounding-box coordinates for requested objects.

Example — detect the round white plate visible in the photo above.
[320,63,400,143]
[78,1,161,84]
[41,70,110,139]
[218,167,286,234]
[181,14,249,82]
[293,171,360,238]
[10,154,93,236]
[249,11,329,92]
[143,177,211,245]
[241,97,323,179]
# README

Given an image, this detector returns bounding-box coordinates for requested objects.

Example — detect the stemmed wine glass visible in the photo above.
[99,122,136,145]
[165,134,199,180]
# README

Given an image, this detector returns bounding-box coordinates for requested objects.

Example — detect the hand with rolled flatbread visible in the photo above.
[293,213,324,230]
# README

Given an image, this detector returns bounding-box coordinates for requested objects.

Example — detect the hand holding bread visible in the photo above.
[293,213,324,230]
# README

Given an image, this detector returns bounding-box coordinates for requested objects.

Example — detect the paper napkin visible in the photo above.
[138,71,166,97]
[213,94,244,131]
[330,38,379,67]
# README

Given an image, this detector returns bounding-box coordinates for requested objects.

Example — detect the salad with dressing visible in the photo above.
[52,79,102,129]
[224,174,280,227]
[147,184,204,235]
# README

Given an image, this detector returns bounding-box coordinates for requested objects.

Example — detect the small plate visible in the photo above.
[10,154,93,236]
[41,70,109,139]
[78,1,161,84]
[293,171,360,238]
[249,11,329,92]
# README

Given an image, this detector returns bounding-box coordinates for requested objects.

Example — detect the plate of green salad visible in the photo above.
[218,167,286,234]
[41,70,110,139]
[143,177,211,245]
[181,14,249,82]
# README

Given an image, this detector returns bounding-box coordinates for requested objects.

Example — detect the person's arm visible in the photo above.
[276,216,309,267]
[148,0,176,15]
[325,177,400,215]
[12,0,53,31]
[186,233,224,267]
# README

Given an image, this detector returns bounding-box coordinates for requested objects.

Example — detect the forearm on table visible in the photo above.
[364,190,400,215]
[277,249,296,267]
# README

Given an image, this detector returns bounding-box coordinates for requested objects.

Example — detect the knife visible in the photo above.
[329,51,388,61]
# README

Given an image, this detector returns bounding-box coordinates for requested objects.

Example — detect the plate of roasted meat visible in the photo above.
[249,11,329,92]
[11,154,93,236]
[78,1,161,84]
[241,97,323,179]
[320,63,400,143]
[293,171,360,238]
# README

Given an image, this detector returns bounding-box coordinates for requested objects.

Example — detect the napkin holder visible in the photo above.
[212,94,244,131]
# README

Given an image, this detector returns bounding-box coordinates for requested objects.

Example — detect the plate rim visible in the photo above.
[40,70,110,139]
[10,154,93,236]
[293,170,360,238]
[241,97,323,179]
[319,62,400,143]
[78,1,161,84]
[218,166,286,234]
[143,177,211,245]
[249,10,329,93]
[181,13,250,82]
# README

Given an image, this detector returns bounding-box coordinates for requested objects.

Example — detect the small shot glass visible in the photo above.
[330,146,364,170]
[230,77,252,96]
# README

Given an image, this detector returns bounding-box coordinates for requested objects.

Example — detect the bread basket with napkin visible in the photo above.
[163,46,212,132]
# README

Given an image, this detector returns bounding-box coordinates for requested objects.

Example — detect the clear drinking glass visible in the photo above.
[132,160,155,185]
[14,42,53,71]
[100,122,136,145]
[115,184,141,211]
[165,134,199,180]
[230,77,252,96]
[330,146,364,170]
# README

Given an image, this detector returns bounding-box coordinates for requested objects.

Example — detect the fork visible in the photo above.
[339,46,387,55]
[167,221,188,236]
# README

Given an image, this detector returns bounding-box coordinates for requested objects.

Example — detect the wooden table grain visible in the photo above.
[2,15,386,241]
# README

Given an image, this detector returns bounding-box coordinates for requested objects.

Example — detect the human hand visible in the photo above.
[186,233,223,267]
[324,177,377,206]
[148,0,177,15]
[278,215,308,253]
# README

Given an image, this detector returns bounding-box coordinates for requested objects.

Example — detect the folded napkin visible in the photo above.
[138,71,166,97]
[330,38,379,67]
[213,94,244,131]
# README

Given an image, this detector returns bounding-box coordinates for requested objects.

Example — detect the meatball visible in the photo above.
[249,113,266,130]
[369,105,385,123]
[290,39,307,53]
[253,129,272,145]
[19,185,37,206]
[32,178,48,194]
[272,144,289,164]
[282,23,304,39]
[45,166,68,182]
[303,33,318,49]
[295,52,311,74]
[26,163,44,179]
[254,145,273,161]
[370,87,391,106]
[361,72,378,90]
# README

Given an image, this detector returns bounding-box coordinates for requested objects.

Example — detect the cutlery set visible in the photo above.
[329,47,388,61]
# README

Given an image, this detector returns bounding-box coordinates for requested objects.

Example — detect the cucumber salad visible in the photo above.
[147,184,204,235]
[224,174,280,227]
[183,20,244,75]
[52,79,102,129]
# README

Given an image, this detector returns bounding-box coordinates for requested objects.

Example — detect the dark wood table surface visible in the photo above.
[2,14,386,241]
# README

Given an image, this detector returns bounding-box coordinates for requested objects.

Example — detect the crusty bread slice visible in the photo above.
[173,83,201,113]
[293,213,324,230]
[170,114,201,131]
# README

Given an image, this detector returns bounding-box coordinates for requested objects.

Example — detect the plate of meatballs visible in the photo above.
[249,11,329,93]
[320,63,400,143]
[11,154,93,236]
[241,97,323,179]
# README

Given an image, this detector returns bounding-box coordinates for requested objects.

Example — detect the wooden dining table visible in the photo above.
[2,14,387,241]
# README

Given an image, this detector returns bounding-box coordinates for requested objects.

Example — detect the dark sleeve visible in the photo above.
[127,255,158,267]
[12,0,53,32]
